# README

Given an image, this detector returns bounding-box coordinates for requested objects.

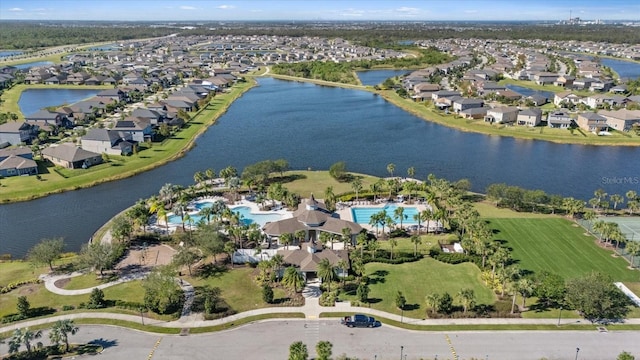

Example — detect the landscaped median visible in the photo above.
[0,79,256,203]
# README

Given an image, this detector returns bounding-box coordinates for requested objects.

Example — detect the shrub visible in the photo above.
[62,305,75,311]
[262,284,274,304]
[87,288,105,309]
[319,292,336,307]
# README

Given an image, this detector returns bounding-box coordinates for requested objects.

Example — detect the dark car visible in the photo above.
[341,314,379,328]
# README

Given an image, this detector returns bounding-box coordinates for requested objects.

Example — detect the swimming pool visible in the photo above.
[168,204,284,227]
[351,204,420,225]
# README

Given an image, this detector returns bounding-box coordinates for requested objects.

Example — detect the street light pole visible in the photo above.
[557,306,563,326]
[139,307,145,325]
[575,347,580,360]
[400,346,404,360]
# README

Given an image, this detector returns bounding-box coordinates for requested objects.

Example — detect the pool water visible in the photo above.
[168,204,284,227]
[351,204,420,225]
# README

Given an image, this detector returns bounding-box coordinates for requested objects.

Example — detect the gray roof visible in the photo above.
[42,143,101,162]
[0,147,32,159]
[0,154,37,171]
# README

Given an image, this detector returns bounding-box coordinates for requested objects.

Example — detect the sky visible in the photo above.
[1,0,638,22]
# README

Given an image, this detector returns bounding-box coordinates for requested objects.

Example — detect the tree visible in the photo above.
[282,266,305,293]
[437,292,454,314]
[318,258,336,293]
[386,163,396,177]
[16,296,30,319]
[329,161,347,181]
[172,247,200,276]
[350,177,362,201]
[393,206,406,230]
[407,166,415,179]
[534,271,566,308]
[425,293,440,316]
[625,241,640,268]
[609,194,624,211]
[195,224,226,264]
[79,242,121,276]
[356,232,368,257]
[111,215,133,242]
[202,286,221,314]
[389,238,398,260]
[289,341,308,360]
[357,282,369,302]
[87,288,105,309]
[617,351,635,360]
[315,342,333,360]
[262,284,274,303]
[280,232,294,250]
[395,290,406,311]
[457,288,476,314]
[49,319,79,353]
[565,272,631,323]
[27,237,65,271]
[9,328,41,355]
[517,278,535,309]
[410,234,422,257]
[143,266,182,314]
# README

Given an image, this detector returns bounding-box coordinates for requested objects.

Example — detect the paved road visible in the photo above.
[2,322,638,360]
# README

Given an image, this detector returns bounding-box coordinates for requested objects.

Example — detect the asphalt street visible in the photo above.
[2,321,639,360]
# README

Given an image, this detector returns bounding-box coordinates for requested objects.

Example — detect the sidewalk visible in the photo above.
[4,272,640,335]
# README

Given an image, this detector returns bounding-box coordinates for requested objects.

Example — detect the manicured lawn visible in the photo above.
[0,261,47,285]
[375,234,456,255]
[488,218,638,281]
[346,258,495,320]
[186,266,291,313]
[474,201,555,219]
[63,273,114,290]
[281,170,379,199]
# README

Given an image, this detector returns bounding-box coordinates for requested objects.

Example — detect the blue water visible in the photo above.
[357,69,410,86]
[18,89,102,116]
[168,204,283,227]
[351,204,420,225]
[0,50,23,58]
[600,58,640,80]
[86,44,120,51]
[13,61,54,70]
[505,84,554,101]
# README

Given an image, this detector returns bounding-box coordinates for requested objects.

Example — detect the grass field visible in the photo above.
[281,170,380,199]
[488,218,638,281]
[473,201,555,219]
[342,258,495,320]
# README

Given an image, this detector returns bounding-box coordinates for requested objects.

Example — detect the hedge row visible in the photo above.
[1,278,41,294]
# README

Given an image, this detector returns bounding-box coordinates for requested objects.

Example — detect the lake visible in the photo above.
[18,89,103,116]
[504,84,554,101]
[1,77,639,257]
[600,58,640,80]
[14,61,54,70]
[357,69,410,86]
[0,50,23,58]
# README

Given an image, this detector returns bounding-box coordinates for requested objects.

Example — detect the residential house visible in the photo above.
[112,118,153,142]
[96,88,127,102]
[24,110,72,129]
[131,108,167,126]
[0,73,14,89]
[533,72,559,85]
[547,110,573,128]
[41,143,103,169]
[81,128,135,155]
[572,78,593,90]
[484,107,519,124]
[477,81,505,95]
[0,147,38,177]
[452,98,484,113]
[494,89,522,102]
[589,79,614,92]
[554,75,575,88]
[554,91,582,107]
[599,109,640,131]
[459,107,487,120]
[431,90,461,102]
[585,94,627,109]
[527,94,548,106]
[66,72,89,85]
[517,108,543,127]
[576,112,608,133]
[0,122,39,145]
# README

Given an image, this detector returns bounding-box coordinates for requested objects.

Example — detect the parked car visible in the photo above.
[340,314,380,328]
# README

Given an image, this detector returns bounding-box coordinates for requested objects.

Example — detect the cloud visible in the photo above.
[179,6,196,10]
[8,7,24,11]
[217,5,235,9]
[464,9,478,14]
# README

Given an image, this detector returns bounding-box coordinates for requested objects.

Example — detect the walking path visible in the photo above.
[4,271,640,335]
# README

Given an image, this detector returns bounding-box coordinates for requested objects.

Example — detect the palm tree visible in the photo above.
[386,163,396,178]
[341,227,352,250]
[425,293,440,316]
[407,166,415,179]
[282,266,305,292]
[393,206,406,230]
[317,258,336,293]
[356,232,368,257]
[609,194,624,211]
[49,320,79,353]
[159,183,177,208]
[198,206,214,224]
[368,238,380,259]
[625,241,640,268]
[370,182,381,202]
[592,220,607,243]
[224,241,237,268]
[517,278,535,309]
[337,259,348,286]
[410,234,422,257]
[280,232,293,249]
[413,211,425,235]
[389,238,398,260]
[205,168,215,194]
[10,328,42,354]
[271,254,284,281]
[457,288,476,314]
[324,186,336,211]
[369,212,382,237]
[351,177,362,201]
[193,171,205,188]
[421,209,433,234]
[295,230,306,245]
